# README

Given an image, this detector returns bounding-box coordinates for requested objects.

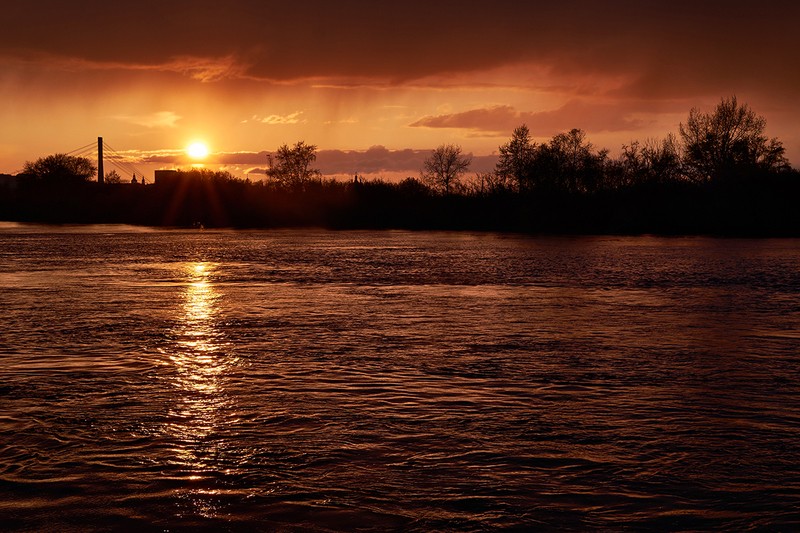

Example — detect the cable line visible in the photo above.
[65,142,96,156]
[102,141,147,179]
[30,138,150,183]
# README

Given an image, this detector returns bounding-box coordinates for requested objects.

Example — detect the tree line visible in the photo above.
[4,97,799,235]
[260,96,795,202]
[415,96,791,195]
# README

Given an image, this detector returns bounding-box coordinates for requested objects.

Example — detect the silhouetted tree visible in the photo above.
[616,134,682,187]
[398,176,431,196]
[679,96,789,183]
[495,124,536,191]
[496,126,611,193]
[496,125,536,191]
[22,153,96,184]
[421,144,471,194]
[475,171,512,195]
[541,128,608,193]
[104,170,122,184]
[266,141,321,188]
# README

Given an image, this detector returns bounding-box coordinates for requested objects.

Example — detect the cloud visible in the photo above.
[410,106,518,134]
[323,117,359,125]
[3,1,799,170]
[244,111,305,125]
[161,55,248,82]
[217,152,269,165]
[316,146,496,175]
[411,101,645,137]
[112,111,181,128]
[58,54,245,82]
[1,1,797,97]
[138,147,497,176]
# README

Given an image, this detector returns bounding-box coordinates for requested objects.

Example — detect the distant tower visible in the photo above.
[97,137,104,184]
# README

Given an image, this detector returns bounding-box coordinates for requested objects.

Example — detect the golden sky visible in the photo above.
[1,1,798,179]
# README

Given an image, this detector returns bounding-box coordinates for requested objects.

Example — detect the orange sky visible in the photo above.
[1,1,798,180]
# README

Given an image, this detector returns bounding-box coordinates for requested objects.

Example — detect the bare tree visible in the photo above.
[679,96,789,183]
[266,141,322,188]
[617,134,682,187]
[421,144,472,195]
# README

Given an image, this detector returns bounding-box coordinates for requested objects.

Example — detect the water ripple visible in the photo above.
[1,229,799,530]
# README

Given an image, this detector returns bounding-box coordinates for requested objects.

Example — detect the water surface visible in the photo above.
[1,224,799,530]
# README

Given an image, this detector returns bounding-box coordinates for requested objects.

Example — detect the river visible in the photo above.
[1,223,799,530]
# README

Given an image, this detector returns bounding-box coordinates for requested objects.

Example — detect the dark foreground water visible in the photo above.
[1,223,799,531]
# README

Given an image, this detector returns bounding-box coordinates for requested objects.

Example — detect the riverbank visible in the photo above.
[2,173,799,236]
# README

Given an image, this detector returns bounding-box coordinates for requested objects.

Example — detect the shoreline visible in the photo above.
[2,175,799,238]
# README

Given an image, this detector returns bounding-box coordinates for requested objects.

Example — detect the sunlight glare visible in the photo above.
[187,142,209,160]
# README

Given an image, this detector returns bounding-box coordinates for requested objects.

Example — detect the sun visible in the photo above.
[187,142,209,160]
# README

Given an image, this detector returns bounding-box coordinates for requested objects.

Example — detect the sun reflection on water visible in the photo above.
[165,261,235,501]
[173,262,225,395]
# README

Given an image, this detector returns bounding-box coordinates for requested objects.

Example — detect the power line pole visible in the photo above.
[97,137,104,184]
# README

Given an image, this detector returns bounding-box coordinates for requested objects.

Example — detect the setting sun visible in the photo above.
[187,142,209,160]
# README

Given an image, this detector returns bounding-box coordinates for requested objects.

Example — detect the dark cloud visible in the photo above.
[411,101,646,136]
[411,106,519,134]
[4,1,799,171]
[319,147,497,175]
[218,152,267,165]
[318,146,426,175]
[141,150,269,166]
[2,0,798,97]
[143,146,497,175]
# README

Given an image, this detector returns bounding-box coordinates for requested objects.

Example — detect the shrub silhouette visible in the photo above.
[22,153,96,184]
